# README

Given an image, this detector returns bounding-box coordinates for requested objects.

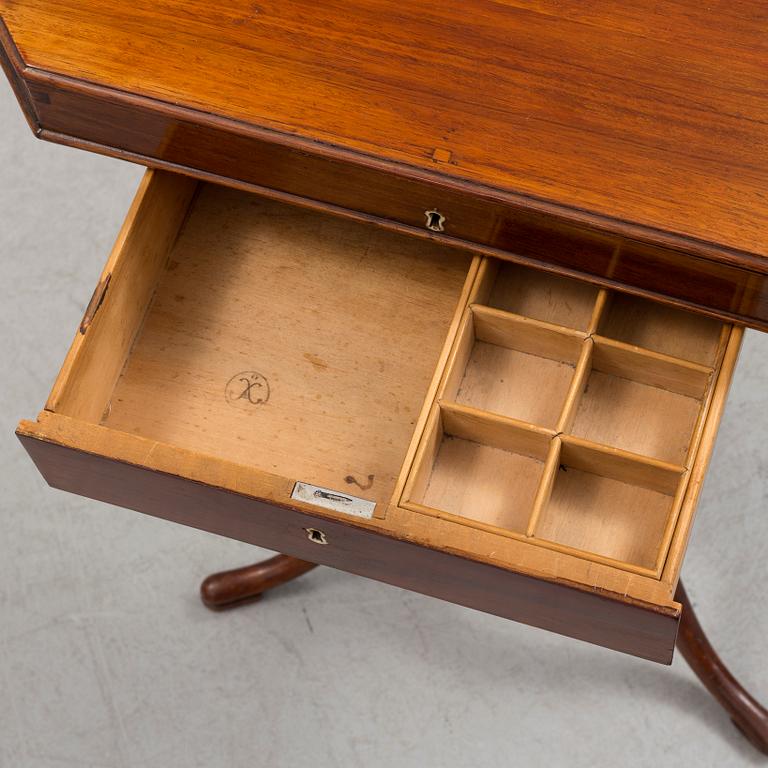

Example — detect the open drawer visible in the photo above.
[17,170,742,664]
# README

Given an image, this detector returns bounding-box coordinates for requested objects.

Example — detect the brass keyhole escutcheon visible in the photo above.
[305,527,328,545]
[424,209,446,232]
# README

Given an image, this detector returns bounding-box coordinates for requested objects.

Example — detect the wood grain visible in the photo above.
[598,292,725,366]
[200,554,317,610]
[661,326,744,583]
[440,401,553,459]
[487,262,599,331]
[534,467,672,571]
[451,306,582,427]
[472,305,585,361]
[676,582,768,754]
[570,370,702,464]
[421,437,543,533]
[102,183,471,506]
[3,4,768,327]
[18,410,681,607]
[456,343,573,429]
[555,340,594,434]
[47,170,197,422]
[591,337,712,399]
[2,0,767,256]
[560,436,684,497]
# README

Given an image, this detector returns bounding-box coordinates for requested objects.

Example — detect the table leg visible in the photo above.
[199,565,767,752]
[200,554,318,610]
[676,581,768,754]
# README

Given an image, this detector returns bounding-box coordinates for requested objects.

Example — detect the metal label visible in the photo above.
[291,482,376,519]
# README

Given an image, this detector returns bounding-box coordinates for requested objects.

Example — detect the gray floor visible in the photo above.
[1,77,767,768]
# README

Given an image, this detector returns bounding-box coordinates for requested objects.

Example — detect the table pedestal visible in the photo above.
[201,555,768,754]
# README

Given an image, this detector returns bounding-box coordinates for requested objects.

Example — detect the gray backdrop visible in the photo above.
[1,77,766,768]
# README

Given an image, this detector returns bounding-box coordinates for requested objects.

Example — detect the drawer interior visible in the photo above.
[53,178,474,508]
[27,170,740,626]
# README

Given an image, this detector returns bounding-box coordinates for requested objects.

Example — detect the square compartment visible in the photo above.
[532,439,682,571]
[484,261,600,331]
[535,467,672,570]
[568,340,709,464]
[597,292,723,365]
[444,306,583,429]
[406,404,550,533]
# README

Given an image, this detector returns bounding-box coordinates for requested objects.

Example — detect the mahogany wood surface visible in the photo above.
[2,4,768,327]
[1,0,765,255]
[17,432,679,663]
[200,555,317,610]
[676,582,768,754]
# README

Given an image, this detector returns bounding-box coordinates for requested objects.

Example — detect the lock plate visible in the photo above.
[291,481,376,518]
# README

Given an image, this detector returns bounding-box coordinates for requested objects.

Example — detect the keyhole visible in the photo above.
[424,209,446,232]
[305,527,328,545]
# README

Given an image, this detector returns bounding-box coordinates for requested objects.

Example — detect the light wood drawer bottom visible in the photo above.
[17,170,742,663]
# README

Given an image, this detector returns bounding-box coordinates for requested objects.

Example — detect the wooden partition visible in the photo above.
[402,257,733,579]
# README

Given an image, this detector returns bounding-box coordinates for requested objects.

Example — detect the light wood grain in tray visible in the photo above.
[102,184,472,505]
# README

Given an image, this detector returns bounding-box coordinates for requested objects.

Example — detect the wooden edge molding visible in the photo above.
[661,325,744,584]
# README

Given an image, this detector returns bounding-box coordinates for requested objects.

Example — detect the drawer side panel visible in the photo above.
[19,431,679,664]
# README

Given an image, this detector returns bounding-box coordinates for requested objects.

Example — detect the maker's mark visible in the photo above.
[225,371,270,408]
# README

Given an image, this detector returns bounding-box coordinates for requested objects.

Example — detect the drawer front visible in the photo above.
[7,62,768,330]
[18,432,679,663]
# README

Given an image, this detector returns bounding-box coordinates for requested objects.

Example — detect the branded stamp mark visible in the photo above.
[225,371,270,408]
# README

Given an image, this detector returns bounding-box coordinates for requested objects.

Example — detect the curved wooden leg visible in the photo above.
[200,554,318,611]
[676,581,768,754]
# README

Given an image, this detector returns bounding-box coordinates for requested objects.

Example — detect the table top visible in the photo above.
[1,1,767,262]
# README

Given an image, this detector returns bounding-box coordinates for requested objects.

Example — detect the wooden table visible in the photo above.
[2,0,766,753]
